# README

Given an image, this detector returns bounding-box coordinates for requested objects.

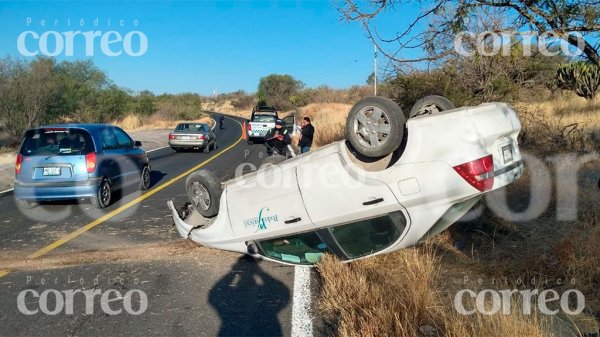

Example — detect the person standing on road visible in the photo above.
[298,116,314,154]
[265,119,291,156]
[219,115,225,129]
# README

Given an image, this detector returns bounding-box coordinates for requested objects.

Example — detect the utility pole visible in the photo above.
[374,43,378,96]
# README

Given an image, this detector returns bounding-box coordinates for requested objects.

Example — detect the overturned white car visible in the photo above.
[168,96,523,265]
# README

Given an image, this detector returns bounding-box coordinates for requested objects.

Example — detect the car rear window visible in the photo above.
[175,124,208,132]
[253,115,276,123]
[19,128,95,157]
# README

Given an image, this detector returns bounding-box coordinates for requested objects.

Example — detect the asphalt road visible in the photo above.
[0,116,307,337]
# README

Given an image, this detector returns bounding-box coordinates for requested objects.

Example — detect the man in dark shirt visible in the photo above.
[298,116,314,153]
[265,119,291,156]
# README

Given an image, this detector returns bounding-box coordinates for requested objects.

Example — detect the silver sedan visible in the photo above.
[168,123,216,153]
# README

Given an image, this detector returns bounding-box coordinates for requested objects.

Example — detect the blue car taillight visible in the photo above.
[15,154,23,175]
[86,152,97,173]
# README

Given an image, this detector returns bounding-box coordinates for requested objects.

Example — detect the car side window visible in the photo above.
[257,231,330,264]
[100,128,119,150]
[329,212,406,258]
[114,128,133,149]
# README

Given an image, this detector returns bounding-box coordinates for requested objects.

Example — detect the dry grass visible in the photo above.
[291,103,351,148]
[317,246,554,337]
[201,100,248,119]
[515,94,600,154]
[113,113,213,131]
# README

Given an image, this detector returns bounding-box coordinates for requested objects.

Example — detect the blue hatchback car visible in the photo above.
[14,124,151,208]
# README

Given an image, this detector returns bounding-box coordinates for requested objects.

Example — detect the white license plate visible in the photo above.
[43,167,61,176]
[181,136,192,140]
[502,145,513,163]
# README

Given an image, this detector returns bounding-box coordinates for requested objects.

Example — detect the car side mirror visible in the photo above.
[134,141,142,147]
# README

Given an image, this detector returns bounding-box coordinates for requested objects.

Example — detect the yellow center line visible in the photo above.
[0,118,243,279]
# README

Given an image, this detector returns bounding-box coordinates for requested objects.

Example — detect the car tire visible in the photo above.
[91,178,112,209]
[185,170,222,217]
[139,165,151,190]
[345,96,406,158]
[16,198,37,209]
[409,95,455,118]
[261,155,287,168]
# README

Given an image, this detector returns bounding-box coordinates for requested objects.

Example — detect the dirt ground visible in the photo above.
[0,128,173,192]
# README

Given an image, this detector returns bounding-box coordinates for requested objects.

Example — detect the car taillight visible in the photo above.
[453,155,494,192]
[169,133,176,140]
[85,152,97,173]
[197,135,205,140]
[247,123,252,131]
[15,154,23,175]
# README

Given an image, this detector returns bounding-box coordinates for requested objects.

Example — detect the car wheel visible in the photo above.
[409,95,455,118]
[91,178,112,209]
[16,198,37,209]
[261,155,287,168]
[345,96,406,158]
[185,170,222,217]
[139,166,151,190]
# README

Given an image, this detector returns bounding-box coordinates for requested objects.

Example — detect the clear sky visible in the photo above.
[0,0,410,95]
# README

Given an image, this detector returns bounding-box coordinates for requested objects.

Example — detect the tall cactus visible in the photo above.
[556,62,600,100]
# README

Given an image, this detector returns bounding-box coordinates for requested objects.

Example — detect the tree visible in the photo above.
[366,72,376,85]
[257,74,304,110]
[134,91,156,116]
[339,0,600,66]
[0,57,58,137]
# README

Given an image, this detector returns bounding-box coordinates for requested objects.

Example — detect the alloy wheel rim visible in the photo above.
[414,104,441,117]
[143,168,150,187]
[101,182,110,204]
[353,106,391,148]
[190,182,211,210]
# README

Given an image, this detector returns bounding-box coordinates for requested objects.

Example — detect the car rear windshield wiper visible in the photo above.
[45,148,74,160]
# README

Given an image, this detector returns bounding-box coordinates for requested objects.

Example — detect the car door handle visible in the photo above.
[284,217,302,224]
[363,198,384,206]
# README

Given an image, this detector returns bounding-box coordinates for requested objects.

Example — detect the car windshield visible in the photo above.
[19,128,94,157]
[175,123,208,132]
[252,115,276,123]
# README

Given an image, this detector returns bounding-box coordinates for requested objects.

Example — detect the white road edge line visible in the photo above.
[146,146,169,153]
[0,188,14,194]
[291,266,314,337]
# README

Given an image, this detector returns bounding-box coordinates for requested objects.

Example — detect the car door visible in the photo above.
[282,115,295,136]
[296,151,403,229]
[226,161,314,241]
[113,127,142,185]
[98,127,125,188]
